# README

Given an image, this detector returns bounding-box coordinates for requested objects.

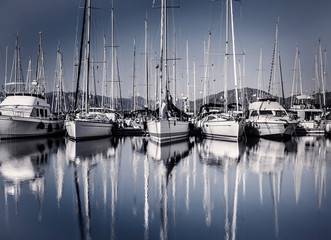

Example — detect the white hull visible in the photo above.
[147,119,189,143]
[246,119,296,138]
[202,119,245,141]
[295,121,325,136]
[0,115,64,139]
[65,119,113,140]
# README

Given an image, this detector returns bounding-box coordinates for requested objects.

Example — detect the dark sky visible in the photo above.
[1,0,331,99]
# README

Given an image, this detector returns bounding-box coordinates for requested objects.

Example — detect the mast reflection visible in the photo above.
[146,139,192,240]
[66,137,119,240]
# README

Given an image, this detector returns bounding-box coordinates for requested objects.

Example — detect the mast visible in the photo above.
[319,39,326,107]
[85,0,91,113]
[224,0,229,112]
[257,46,263,99]
[26,56,32,93]
[206,33,211,105]
[145,17,149,108]
[173,33,176,105]
[158,0,164,118]
[291,47,299,107]
[5,46,8,91]
[193,57,196,116]
[315,54,321,106]
[268,17,279,96]
[115,47,123,112]
[102,35,107,107]
[278,51,285,106]
[111,7,114,109]
[165,0,168,94]
[74,0,87,111]
[229,0,239,111]
[186,40,190,112]
[133,37,136,111]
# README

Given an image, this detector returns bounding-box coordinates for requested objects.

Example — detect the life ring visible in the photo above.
[37,122,45,129]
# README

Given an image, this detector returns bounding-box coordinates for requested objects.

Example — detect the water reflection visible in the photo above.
[0,136,329,239]
[0,138,64,219]
[146,139,192,240]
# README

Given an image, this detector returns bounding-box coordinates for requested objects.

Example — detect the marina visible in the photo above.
[1,0,331,239]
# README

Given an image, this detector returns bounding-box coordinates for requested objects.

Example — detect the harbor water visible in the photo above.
[0,136,330,239]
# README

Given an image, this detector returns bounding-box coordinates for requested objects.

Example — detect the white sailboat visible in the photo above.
[0,34,64,139]
[201,0,245,141]
[65,0,112,140]
[147,0,189,143]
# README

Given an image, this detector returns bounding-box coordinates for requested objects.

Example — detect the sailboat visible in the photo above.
[147,0,189,143]
[200,0,245,141]
[65,0,113,140]
[0,34,65,139]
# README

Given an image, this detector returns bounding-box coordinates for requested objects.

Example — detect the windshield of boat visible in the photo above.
[259,110,273,115]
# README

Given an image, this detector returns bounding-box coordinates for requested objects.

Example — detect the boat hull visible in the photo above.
[65,119,113,140]
[245,120,296,139]
[147,119,189,143]
[294,121,325,136]
[0,115,64,139]
[202,119,245,141]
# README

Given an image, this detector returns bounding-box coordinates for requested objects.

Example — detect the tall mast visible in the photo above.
[85,0,91,113]
[268,17,279,96]
[229,0,239,111]
[319,39,326,107]
[206,32,211,105]
[186,40,190,112]
[133,37,136,111]
[74,0,87,110]
[164,0,168,98]
[26,56,32,93]
[193,57,196,116]
[158,0,164,118]
[291,47,298,107]
[173,33,176,105]
[257,46,263,99]
[315,54,321,106]
[224,0,229,112]
[5,46,8,90]
[102,35,107,107]
[111,7,114,109]
[145,17,149,108]
[278,51,285,106]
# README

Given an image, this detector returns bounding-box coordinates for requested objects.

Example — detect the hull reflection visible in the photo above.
[198,138,245,165]
[0,138,64,218]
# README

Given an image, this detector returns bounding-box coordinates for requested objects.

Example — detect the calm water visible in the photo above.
[0,135,330,240]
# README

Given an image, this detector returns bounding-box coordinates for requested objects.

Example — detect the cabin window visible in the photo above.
[40,109,44,117]
[31,108,37,117]
[45,110,48,117]
[250,110,258,117]
[260,110,273,115]
[36,108,39,117]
